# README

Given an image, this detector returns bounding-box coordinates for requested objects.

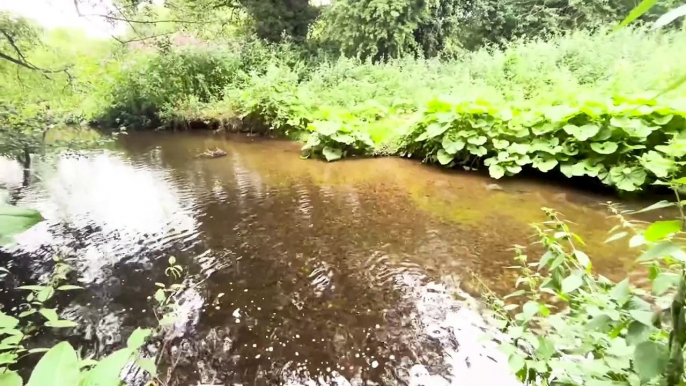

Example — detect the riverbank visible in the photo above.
[5,28,686,194]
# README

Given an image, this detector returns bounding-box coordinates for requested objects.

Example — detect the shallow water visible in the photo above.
[0,132,655,385]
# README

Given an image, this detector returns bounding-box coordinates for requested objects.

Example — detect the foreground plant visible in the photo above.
[492,182,686,385]
[0,218,192,385]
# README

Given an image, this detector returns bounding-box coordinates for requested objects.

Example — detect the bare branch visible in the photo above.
[81,14,207,24]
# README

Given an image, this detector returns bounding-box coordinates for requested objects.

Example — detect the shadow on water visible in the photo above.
[0,131,665,385]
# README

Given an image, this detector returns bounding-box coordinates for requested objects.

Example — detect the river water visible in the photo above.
[0,132,649,385]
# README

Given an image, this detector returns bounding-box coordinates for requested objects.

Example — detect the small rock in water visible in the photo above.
[485,183,503,191]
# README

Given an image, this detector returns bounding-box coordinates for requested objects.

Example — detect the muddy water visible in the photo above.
[0,132,652,385]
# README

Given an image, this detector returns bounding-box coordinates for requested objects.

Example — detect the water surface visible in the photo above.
[0,132,650,385]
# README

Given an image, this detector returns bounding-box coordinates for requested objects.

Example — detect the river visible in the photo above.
[0,132,651,385]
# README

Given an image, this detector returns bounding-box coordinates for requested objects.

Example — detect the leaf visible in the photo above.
[590,142,618,155]
[637,241,686,262]
[45,320,77,328]
[610,278,631,304]
[81,348,134,386]
[521,301,540,321]
[488,164,505,179]
[633,341,668,382]
[0,371,22,386]
[441,134,465,154]
[0,352,17,365]
[36,287,55,303]
[508,353,525,373]
[631,201,675,214]
[644,220,681,242]
[135,358,156,375]
[574,250,591,269]
[126,328,151,350]
[626,321,652,346]
[493,139,509,149]
[322,146,342,162]
[532,156,558,172]
[426,123,449,138]
[331,133,355,145]
[312,120,340,136]
[640,151,674,178]
[536,337,555,360]
[652,273,679,295]
[56,285,82,291]
[605,232,628,243]
[563,123,599,141]
[467,136,487,146]
[610,117,653,138]
[616,0,659,29]
[0,206,44,239]
[38,309,58,322]
[609,165,646,191]
[629,310,654,326]
[436,149,453,165]
[0,313,19,330]
[17,285,48,291]
[27,341,80,386]
[561,274,583,294]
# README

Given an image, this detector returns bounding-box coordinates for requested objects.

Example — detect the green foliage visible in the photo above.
[490,211,660,384]
[0,205,43,241]
[302,120,375,161]
[319,0,461,59]
[489,182,686,385]
[399,96,686,191]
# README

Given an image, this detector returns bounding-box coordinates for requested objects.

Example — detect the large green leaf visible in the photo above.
[561,274,583,293]
[644,220,681,242]
[322,146,343,162]
[426,123,449,138]
[0,312,19,329]
[590,142,618,155]
[0,206,44,238]
[532,156,558,172]
[436,149,453,165]
[640,151,674,178]
[633,341,668,382]
[126,328,151,350]
[441,133,465,154]
[81,348,133,386]
[27,342,80,386]
[610,117,653,138]
[616,0,659,29]
[563,124,599,141]
[638,241,686,262]
[608,166,646,191]
[488,164,505,179]
[0,371,22,386]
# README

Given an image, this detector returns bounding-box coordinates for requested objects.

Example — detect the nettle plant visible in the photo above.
[0,209,187,385]
[399,96,686,191]
[0,254,156,386]
[301,120,375,161]
[492,182,686,385]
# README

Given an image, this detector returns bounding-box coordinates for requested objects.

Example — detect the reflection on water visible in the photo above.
[0,132,647,385]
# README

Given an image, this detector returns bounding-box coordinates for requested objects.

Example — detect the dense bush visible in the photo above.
[398,96,686,191]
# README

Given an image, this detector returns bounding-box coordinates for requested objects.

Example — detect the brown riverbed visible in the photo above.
[0,131,663,385]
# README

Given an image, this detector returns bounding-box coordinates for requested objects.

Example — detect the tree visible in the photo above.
[318,0,462,60]
[456,0,682,50]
